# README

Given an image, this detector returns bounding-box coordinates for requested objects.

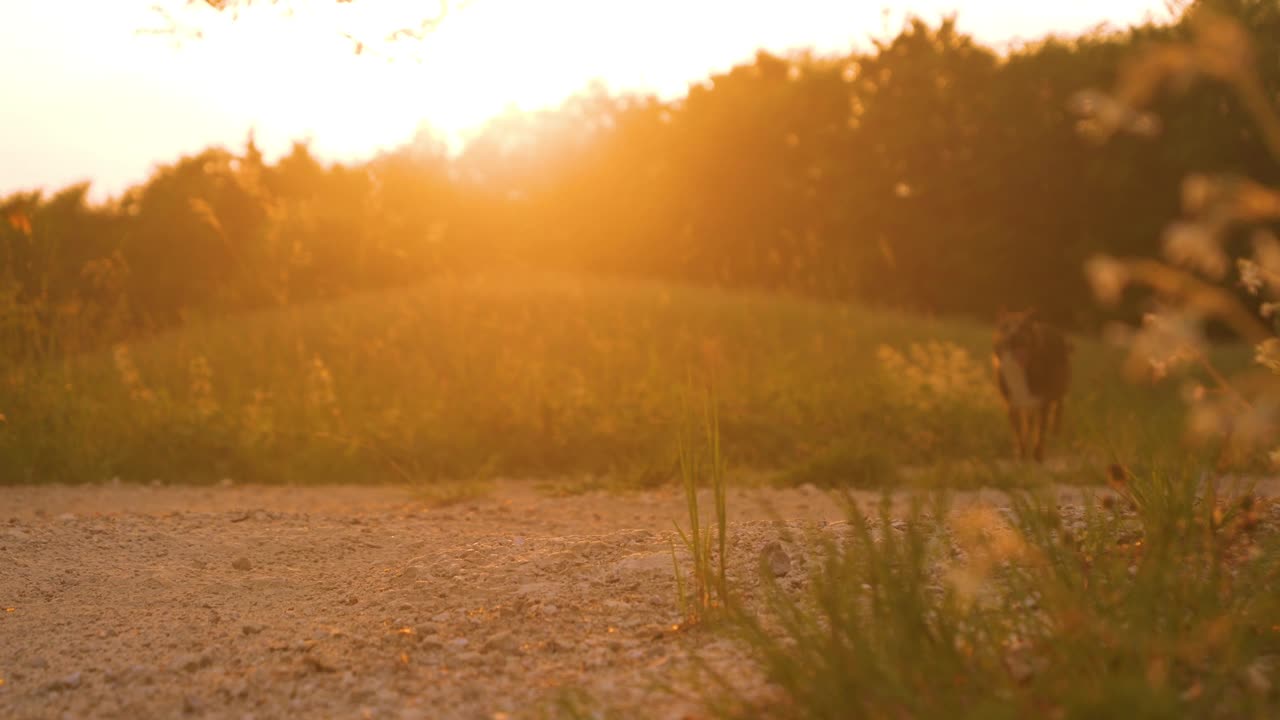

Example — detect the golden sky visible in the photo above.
[1,0,1172,200]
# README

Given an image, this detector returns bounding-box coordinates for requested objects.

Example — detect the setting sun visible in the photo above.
[185,0,609,145]
[1,0,1172,198]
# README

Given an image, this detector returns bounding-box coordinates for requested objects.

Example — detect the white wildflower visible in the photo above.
[188,356,219,420]
[1181,174,1214,215]
[1240,258,1265,295]
[1255,338,1280,373]
[1130,310,1205,380]
[1253,231,1280,294]
[306,356,340,418]
[1084,255,1130,305]
[1068,90,1160,141]
[1163,222,1227,278]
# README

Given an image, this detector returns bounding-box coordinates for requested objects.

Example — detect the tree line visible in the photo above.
[4,0,1278,357]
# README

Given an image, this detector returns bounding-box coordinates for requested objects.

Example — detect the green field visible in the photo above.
[0,272,1233,487]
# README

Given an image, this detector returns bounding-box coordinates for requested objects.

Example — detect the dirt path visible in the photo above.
[0,478,1274,719]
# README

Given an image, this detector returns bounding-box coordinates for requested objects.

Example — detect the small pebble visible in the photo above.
[304,655,338,674]
[484,631,520,653]
[232,557,252,571]
[42,672,81,693]
[761,541,791,577]
[171,654,212,673]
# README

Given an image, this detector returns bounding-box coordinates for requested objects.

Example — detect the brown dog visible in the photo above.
[992,309,1072,463]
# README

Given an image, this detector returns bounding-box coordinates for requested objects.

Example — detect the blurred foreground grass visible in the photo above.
[0,272,1230,486]
[699,472,1280,719]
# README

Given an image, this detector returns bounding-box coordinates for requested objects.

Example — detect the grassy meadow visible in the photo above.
[0,271,1231,488]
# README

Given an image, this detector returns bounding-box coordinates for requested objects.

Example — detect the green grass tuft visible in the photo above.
[672,386,731,626]
[716,468,1280,719]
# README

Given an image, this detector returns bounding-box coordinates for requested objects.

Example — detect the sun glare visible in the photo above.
[0,0,1175,198]
[188,0,622,154]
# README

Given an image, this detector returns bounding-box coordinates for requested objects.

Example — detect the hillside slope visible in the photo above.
[0,272,1193,486]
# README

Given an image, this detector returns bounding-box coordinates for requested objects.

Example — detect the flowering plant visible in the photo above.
[1078,9,1280,466]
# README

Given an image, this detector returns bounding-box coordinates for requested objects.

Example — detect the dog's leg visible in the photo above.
[1033,403,1052,463]
[1009,408,1028,460]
